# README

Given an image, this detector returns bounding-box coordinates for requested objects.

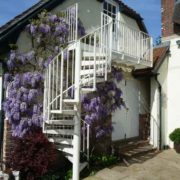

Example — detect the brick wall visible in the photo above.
[161,0,175,37]
[2,120,14,165]
[161,0,180,37]
[139,114,150,140]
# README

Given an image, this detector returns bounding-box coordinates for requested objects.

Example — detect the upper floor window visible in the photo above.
[103,1,117,20]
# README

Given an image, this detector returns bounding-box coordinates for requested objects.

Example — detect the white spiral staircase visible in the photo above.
[43,4,153,180]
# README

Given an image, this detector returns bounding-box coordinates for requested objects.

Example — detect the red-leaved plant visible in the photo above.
[8,127,57,180]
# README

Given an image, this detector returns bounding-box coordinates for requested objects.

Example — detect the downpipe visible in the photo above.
[154,75,162,150]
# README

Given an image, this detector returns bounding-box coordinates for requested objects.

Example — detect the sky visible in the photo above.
[0,0,38,25]
[123,0,161,41]
[0,0,161,40]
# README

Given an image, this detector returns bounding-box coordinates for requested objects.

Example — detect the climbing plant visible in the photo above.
[81,67,125,154]
[3,11,85,137]
[3,10,85,179]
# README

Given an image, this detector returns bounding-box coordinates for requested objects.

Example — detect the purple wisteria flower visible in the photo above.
[3,12,86,138]
[26,24,37,35]
[39,24,51,34]
[49,14,58,22]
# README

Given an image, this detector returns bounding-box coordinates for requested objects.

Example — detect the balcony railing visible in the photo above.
[61,3,78,42]
[102,13,153,67]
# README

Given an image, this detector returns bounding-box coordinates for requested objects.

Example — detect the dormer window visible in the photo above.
[103,0,119,31]
[103,0,117,20]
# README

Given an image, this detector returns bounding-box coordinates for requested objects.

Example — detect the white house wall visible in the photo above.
[112,75,149,141]
[51,0,102,33]
[157,56,168,148]
[119,13,140,31]
[16,0,141,53]
[165,37,180,148]
[150,54,168,149]
[150,39,180,148]
[150,78,160,148]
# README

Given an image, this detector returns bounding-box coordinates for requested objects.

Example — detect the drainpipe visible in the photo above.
[0,63,3,158]
[154,74,162,150]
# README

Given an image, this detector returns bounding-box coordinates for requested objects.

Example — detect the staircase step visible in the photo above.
[66,155,88,172]
[120,145,156,158]
[80,162,88,172]
[83,51,106,58]
[81,60,106,66]
[81,76,104,85]
[80,69,103,76]
[46,120,74,125]
[51,110,76,115]
[63,99,78,104]
[65,156,88,172]
[118,140,149,152]
[58,146,73,155]
[81,87,96,92]
[49,137,73,145]
[45,129,74,136]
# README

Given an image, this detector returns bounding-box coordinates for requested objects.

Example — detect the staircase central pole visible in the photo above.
[73,105,81,180]
[72,41,81,180]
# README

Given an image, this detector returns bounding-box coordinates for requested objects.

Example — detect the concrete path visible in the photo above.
[84,150,180,180]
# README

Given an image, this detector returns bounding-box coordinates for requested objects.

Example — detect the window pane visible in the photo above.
[104,2,107,10]
[113,6,116,14]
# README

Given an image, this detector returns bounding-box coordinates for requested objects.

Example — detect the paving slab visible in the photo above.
[84,150,180,180]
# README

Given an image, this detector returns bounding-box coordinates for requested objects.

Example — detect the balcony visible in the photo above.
[101,12,153,68]
[111,20,153,68]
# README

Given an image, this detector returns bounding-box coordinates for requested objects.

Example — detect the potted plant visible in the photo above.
[169,128,180,153]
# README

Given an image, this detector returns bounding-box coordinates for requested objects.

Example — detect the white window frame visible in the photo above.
[0,62,2,111]
[103,0,119,21]
[0,77,2,111]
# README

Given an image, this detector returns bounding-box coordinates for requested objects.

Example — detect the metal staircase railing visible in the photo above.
[61,3,78,42]
[101,13,153,67]
[43,19,113,119]
[81,119,90,162]
[43,18,113,180]
[43,7,153,180]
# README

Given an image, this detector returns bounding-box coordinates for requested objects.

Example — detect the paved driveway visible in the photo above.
[84,150,180,180]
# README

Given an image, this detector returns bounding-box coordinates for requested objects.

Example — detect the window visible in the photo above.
[0,63,2,112]
[103,1,118,31]
[103,1,117,20]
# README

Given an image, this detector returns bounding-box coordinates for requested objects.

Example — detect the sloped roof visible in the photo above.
[0,0,147,44]
[0,0,65,43]
[133,45,170,77]
[153,46,169,68]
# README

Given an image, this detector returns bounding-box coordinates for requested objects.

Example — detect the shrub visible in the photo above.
[90,154,118,168]
[169,128,180,144]
[8,127,57,180]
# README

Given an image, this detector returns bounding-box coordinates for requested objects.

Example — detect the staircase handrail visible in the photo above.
[81,119,90,162]
[46,20,113,107]
[47,19,113,68]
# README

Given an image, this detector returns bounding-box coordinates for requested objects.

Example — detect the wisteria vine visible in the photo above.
[3,11,85,137]
[81,67,125,140]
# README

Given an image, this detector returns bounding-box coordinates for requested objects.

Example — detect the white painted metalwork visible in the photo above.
[82,119,90,162]
[61,3,78,42]
[12,171,20,180]
[43,6,153,180]
[43,18,113,180]
[101,13,153,66]
[0,171,9,180]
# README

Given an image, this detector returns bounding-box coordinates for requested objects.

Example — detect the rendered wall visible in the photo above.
[51,0,102,33]
[150,41,180,149]
[166,37,180,148]
[112,74,150,141]
[120,13,140,31]
[16,0,141,53]
[150,78,160,148]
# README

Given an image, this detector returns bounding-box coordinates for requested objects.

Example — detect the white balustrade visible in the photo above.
[101,13,153,67]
